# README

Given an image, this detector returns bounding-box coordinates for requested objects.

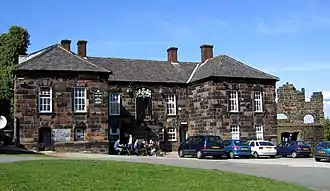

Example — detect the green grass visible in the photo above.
[0,160,312,191]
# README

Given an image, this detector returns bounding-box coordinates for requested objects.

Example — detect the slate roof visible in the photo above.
[189,55,279,82]
[16,43,279,83]
[87,57,197,83]
[15,44,111,73]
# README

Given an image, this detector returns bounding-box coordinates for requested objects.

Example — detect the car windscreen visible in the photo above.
[207,136,223,144]
[324,143,330,148]
[258,141,274,146]
[296,141,308,146]
[233,140,248,146]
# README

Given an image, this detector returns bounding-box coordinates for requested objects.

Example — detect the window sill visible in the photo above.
[254,111,263,113]
[38,112,55,115]
[74,111,88,114]
[228,111,240,113]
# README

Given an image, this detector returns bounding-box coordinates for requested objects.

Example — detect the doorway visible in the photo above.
[281,131,299,143]
[179,124,188,143]
[38,127,53,151]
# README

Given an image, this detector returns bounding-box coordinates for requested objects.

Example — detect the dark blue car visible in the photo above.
[178,135,225,159]
[223,140,251,159]
[314,141,330,162]
[276,141,311,158]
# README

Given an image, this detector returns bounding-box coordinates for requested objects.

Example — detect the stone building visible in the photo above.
[276,83,324,147]
[13,39,279,152]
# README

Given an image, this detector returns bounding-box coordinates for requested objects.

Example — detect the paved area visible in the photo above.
[1,153,330,190]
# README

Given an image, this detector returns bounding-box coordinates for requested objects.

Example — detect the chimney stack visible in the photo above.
[167,47,178,62]
[61,39,71,51]
[200,44,214,63]
[77,40,87,57]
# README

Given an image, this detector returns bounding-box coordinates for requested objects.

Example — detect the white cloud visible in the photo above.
[324,100,330,118]
[323,91,330,100]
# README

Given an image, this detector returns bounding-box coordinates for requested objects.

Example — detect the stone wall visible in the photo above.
[276,83,324,145]
[14,71,109,152]
[187,78,277,142]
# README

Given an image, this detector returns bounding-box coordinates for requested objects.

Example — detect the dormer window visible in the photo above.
[38,87,52,113]
[166,94,176,115]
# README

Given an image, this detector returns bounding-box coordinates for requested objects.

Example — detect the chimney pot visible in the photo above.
[61,39,71,51]
[167,47,178,62]
[200,44,214,63]
[77,40,87,57]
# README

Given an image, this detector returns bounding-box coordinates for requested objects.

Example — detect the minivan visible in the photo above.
[178,135,225,159]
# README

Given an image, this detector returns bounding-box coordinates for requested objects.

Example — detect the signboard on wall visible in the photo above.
[52,129,71,142]
[93,90,103,105]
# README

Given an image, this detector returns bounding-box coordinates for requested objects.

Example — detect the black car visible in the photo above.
[178,135,225,159]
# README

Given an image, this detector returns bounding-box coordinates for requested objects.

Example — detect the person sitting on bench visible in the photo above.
[133,139,139,154]
[114,139,123,153]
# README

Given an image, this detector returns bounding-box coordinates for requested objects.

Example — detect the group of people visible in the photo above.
[113,134,159,156]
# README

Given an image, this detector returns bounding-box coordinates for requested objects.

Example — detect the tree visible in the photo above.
[0,26,30,118]
[321,118,330,141]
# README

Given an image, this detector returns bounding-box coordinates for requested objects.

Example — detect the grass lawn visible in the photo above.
[0,160,312,191]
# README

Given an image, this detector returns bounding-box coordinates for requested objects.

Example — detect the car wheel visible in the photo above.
[270,155,276,159]
[196,150,203,159]
[229,151,235,159]
[315,157,321,162]
[178,149,185,158]
[253,152,259,158]
[291,151,298,158]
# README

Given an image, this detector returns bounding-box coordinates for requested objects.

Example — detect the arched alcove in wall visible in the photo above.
[303,114,315,124]
[277,113,288,119]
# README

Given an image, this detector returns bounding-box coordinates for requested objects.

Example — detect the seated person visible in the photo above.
[133,139,139,154]
[150,140,158,155]
[114,139,123,152]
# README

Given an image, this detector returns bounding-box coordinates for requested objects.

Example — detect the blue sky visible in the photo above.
[1,0,330,117]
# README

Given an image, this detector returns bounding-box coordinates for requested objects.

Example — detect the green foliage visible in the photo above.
[321,118,330,141]
[0,25,30,117]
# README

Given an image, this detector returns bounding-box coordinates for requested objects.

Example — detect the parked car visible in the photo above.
[247,140,277,158]
[223,140,251,159]
[314,141,330,162]
[276,141,311,158]
[178,135,225,159]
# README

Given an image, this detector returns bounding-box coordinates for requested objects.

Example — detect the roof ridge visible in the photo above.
[88,56,199,64]
[58,46,111,73]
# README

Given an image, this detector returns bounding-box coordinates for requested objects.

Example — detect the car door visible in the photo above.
[181,137,193,154]
[284,142,294,155]
[276,143,284,155]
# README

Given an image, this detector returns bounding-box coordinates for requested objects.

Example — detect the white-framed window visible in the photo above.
[167,127,176,141]
[254,91,263,112]
[166,94,176,115]
[109,125,120,135]
[255,124,264,140]
[230,124,240,140]
[229,91,239,112]
[159,128,165,141]
[109,93,121,115]
[74,87,87,113]
[38,87,52,113]
[74,128,85,141]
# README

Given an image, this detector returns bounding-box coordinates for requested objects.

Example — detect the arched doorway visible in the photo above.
[280,131,299,143]
[38,127,53,151]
